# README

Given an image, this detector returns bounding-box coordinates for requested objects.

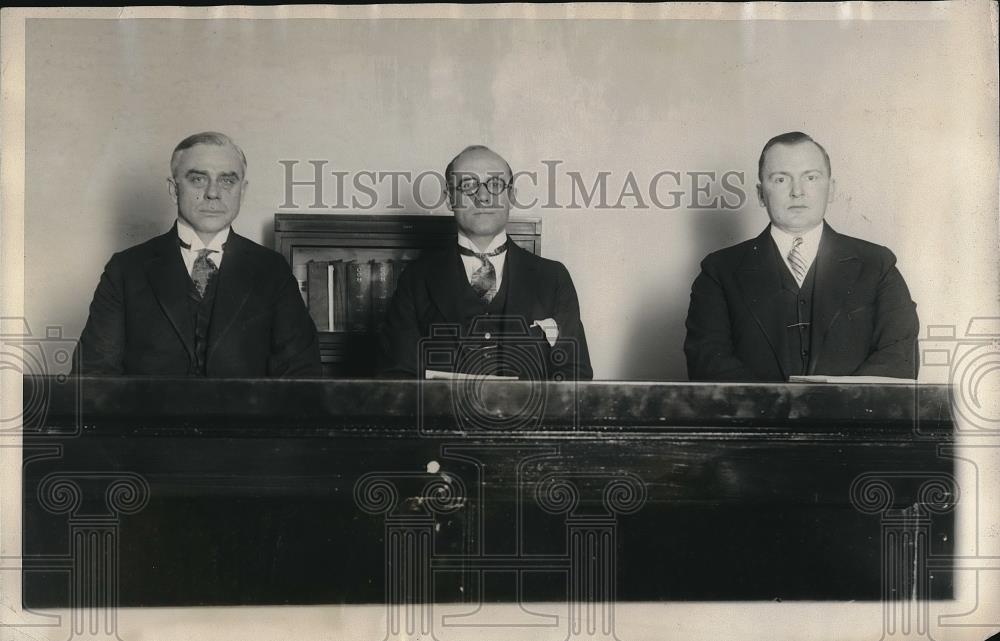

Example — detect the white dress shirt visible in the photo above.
[457,230,508,293]
[770,223,823,280]
[177,218,230,276]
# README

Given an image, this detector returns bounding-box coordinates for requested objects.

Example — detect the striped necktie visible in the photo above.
[457,240,508,303]
[787,236,806,287]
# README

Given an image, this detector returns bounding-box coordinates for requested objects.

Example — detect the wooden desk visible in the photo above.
[22,377,955,606]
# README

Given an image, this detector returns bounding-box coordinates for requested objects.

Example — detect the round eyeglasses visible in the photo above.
[452,176,512,197]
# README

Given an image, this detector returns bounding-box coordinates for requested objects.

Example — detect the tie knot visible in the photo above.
[196,248,216,259]
[457,241,505,304]
[792,236,804,248]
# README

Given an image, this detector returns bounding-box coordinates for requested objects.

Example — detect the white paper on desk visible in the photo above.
[424,369,519,381]
[788,375,915,384]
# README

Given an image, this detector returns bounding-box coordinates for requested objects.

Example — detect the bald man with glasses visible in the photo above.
[379,145,592,381]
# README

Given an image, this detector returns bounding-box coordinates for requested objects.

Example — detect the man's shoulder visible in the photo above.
[108,229,176,264]
[400,247,453,278]
[513,244,571,277]
[826,227,896,261]
[226,231,286,262]
[700,233,763,269]
[223,232,298,286]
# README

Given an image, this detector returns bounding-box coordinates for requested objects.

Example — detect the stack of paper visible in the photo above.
[788,375,915,384]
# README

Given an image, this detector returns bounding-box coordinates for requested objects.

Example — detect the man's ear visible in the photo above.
[756,183,765,208]
[827,178,836,203]
[240,179,249,208]
[167,177,178,204]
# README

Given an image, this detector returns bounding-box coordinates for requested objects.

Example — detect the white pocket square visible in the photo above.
[531,318,559,347]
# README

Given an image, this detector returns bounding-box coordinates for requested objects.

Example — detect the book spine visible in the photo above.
[387,260,398,299]
[306,260,329,331]
[333,261,347,331]
[346,260,373,332]
[293,263,308,305]
[327,264,335,332]
[391,259,407,298]
[370,260,394,328]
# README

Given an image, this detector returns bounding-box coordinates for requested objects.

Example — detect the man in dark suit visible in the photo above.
[684,131,919,381]
[73,132,320,377]
[380,145,592,380]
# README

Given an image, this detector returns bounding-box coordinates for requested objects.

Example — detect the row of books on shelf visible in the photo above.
[304,259,410,332]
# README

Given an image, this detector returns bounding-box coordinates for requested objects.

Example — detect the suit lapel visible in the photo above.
[207,231,255,359]
[426,247,466,326]
[736,227,788,380]
[503,242,537,320]
[144,227,196,361]
[808,223,863,374]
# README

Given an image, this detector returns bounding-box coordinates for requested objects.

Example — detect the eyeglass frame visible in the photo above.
[445,172,514,200]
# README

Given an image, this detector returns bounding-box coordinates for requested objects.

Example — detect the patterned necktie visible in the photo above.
[179,235,223,298]
[457,240,508,303]
[191,249,219,298]
[787,236,806,287]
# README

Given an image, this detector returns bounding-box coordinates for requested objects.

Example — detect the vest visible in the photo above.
[447,253,513,375]
[423,254,549,380]
[770,241,816,377]
[185,274,220,376]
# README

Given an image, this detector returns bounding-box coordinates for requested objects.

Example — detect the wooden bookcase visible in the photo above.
[274,213,542,377]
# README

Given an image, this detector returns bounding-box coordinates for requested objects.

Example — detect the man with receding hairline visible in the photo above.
[379,145,592,380]
[74,132,321,377]
[684,131,919,381]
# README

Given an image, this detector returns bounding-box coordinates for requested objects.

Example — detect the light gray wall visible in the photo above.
[24,17,999,380]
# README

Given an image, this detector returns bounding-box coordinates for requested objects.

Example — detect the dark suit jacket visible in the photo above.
[73,226,321,377]
[684,223,919,381]
[379,241,593,380]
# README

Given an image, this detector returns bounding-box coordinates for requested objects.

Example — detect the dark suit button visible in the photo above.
[799,299,806,305]
[801,350,809,357]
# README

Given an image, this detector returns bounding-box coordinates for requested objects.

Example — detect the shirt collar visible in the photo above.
[177,218,230,252]
[769,221,824,253]
[457,230,508,254]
